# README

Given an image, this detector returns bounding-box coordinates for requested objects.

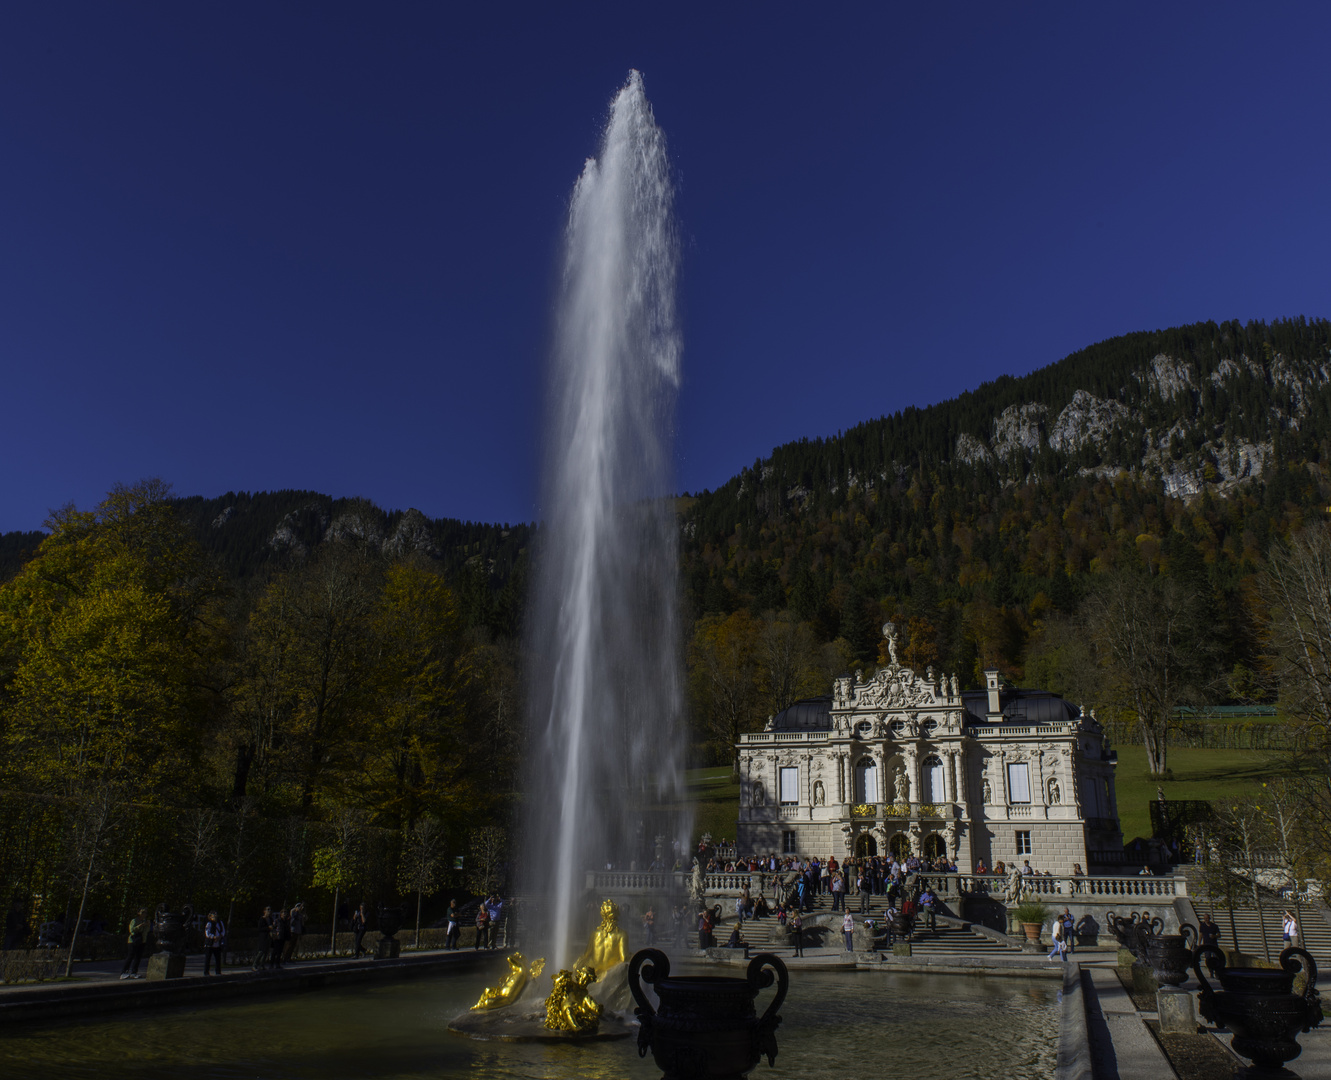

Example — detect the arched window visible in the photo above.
[888,832,910,859]
[921,756,945,802]
[923,833,946,861]
[854,757,878,803]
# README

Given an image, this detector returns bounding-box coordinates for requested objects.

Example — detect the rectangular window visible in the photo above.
[779,767,799,805]
[1015,830,1032,855]
[782,830,798,854]
[1006,762,1031,803]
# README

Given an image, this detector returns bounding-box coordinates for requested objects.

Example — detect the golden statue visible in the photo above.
[544,965,602,1033]
[471,952,546,1010]
[574,898,628,973]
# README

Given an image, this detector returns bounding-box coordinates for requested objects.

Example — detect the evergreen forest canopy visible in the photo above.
[7,317,1331,934]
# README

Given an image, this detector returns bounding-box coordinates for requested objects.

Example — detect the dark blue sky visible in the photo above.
[3,3,1329,532]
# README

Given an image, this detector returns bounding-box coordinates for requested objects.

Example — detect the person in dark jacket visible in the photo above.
[352,904,369,958]
[270,909,289,969]
[203,911,226,975]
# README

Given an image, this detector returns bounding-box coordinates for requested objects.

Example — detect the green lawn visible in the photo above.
[685,766,740,849]
[1112,746,1297,842]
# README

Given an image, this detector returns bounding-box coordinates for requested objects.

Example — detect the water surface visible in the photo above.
[0,967,1058,1079]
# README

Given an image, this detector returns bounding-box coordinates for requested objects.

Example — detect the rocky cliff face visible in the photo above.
[948,348,1331,501]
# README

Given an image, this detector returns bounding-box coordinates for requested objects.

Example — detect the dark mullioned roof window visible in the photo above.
[769,698,833,731]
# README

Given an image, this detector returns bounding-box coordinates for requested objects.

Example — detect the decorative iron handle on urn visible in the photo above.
[745,951,789,1066]
[628,947,669,1059]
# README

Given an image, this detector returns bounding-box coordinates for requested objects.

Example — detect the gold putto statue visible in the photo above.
[544,965,602,1032]
[574,898,628,973]
[471,952,546,1010]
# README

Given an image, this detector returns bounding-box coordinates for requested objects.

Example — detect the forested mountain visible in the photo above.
[679,317,1331,706]
[171,490,532,637]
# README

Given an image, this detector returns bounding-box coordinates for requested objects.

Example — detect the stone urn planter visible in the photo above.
[1145,922,1197,987]
[1193,944,1323,1073]
[629,947,788,1079]
[1020,922,1042,943]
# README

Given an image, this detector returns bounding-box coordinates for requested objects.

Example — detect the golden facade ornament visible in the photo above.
[851,803,876,818]
[472,952,546,1010]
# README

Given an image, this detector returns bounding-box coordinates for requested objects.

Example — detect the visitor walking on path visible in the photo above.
[1047,916,1065,962]
[119,909,149,980]
[1061,909,1076,955]
[830,872,844,912]
[253,907,273,970]
[791,913,804,957]
[642,907,655,945]
[269,909,289,969]
[283,903,304,963]
[203,911,226,975]
[842,911,854,952]
[353,903,370,958]
[445,900,460,950]
[1283,910,1300,948]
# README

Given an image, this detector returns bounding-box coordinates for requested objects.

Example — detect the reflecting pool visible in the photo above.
[0,966,1058,1080]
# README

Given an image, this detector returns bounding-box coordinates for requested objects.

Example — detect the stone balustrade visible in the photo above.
[583,869,1187,900]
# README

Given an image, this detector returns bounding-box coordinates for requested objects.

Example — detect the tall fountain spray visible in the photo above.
[524,70,684,968]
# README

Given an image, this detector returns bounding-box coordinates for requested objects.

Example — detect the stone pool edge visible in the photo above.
[0,950,504,1030]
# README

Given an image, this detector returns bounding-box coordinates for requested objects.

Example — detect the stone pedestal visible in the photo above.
[147,953,186,980]
[891,942,912,957]
[1117,947,1136,967]
[1157,988,1197,1034]
[376,937,401,960]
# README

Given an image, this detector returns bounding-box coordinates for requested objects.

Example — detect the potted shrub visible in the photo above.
[1013,899,1050,943]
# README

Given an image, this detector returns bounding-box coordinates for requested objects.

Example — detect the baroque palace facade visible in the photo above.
[735,625,1123,872]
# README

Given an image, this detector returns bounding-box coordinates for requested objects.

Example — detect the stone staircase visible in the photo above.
[1192,901,1331,966]
[1180,864,1331,966]
[714,892,1023,956]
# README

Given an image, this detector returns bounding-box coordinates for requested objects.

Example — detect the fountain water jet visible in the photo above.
[523,69,686,970]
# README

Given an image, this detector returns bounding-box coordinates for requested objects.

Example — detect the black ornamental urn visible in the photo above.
[1193,944,1323,1074]
[1108,910,1161,962]
[376,905,404,959]
[154,903,194,956]
[629,948,788,1080]
[1145,922,1197,987]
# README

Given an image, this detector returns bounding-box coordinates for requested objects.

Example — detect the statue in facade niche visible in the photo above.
[813,780,825,806]
[944,820,958,856]
[1048,777,1061,804]
[751,781,765,807]
[982,777,992,803]
[894,767,909,805]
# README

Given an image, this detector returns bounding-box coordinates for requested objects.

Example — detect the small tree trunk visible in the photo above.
[65,855,96,978]
[415,890,422,950]
[330,886,340,957]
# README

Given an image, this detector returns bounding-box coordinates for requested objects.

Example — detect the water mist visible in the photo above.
[523,70,686,967]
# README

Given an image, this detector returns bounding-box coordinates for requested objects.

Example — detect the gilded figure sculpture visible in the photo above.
[574,898,629,973]
[471,951,546,1010]
[544,965,603,1032]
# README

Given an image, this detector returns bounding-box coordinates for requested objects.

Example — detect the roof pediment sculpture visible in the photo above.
[852,665,937,710]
